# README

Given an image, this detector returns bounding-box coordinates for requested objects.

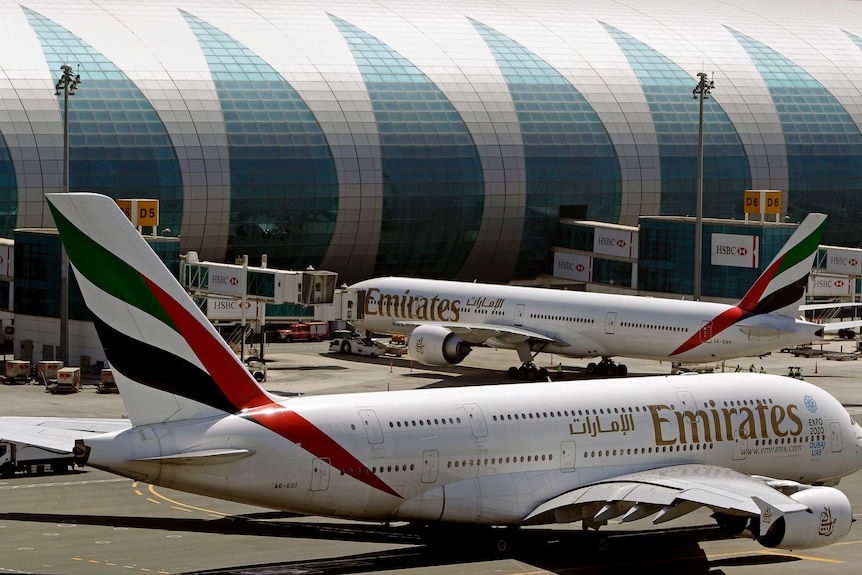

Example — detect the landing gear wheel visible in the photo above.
[517,366,528,380]
[507,366,519,379]
[587,362,597,375]
[617,364,628,377]
[527,366,539,380]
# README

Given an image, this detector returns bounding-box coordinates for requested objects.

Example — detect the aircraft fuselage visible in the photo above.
[352,278,823,363]
[85,374,862,523]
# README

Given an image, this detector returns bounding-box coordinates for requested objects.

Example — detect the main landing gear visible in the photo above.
[507,362,550,381]
[586,357,628,377]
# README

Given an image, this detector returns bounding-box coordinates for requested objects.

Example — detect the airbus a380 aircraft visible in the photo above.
[351,213,831,379]
[1,193,860,557]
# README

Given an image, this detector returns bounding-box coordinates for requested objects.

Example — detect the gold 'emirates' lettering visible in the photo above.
[365,288,461,322]
[649,400,802,446]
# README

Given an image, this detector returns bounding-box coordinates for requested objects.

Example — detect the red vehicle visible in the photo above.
[276,321,329,342]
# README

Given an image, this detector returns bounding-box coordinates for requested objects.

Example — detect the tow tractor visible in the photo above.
[329,333,381,357]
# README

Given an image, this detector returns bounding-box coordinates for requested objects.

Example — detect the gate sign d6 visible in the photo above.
[744,190,782,215]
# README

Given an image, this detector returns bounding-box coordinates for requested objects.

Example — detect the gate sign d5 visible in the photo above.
[117,198,159,227]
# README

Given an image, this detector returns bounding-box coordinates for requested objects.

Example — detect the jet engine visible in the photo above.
[754,486,852,550]
[407,325,472,366]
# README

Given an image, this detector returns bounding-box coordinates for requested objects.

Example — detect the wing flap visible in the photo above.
[525,464,808,526]
[393,321,561,345]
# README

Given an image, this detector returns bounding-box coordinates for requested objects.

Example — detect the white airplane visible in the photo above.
[351,213,835,379]
[1,193,861,556]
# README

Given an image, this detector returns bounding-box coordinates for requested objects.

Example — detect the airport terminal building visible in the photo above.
[1,0,862,286]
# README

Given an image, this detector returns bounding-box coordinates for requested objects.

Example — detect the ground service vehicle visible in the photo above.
[37,360,63,386]
[276,321,329,342]
[97,368,119,393]
[3,360,31,384]
[329,333,381,356]
[47,367,81,394]
[0,441,75,476]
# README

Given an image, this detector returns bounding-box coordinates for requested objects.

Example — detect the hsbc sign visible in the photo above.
[206,297,259,320]
[825,247,862,275]
[809,275,852,297]
[711,233,759,268]
[593,228,637,258]
[554,252,591,282]
[208,267,244,296]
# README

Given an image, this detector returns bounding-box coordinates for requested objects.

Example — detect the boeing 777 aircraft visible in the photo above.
[351,213,833,379]
[1,193,860,557]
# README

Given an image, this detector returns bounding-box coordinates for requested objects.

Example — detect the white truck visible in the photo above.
[0,441,75,477]
[329,334,381,357]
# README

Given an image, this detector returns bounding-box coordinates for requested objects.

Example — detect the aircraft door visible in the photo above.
[675,390,696,412]
[311,457,330,491]
[515,304,525,327]
[463,403,488,437]
[421,450,439,483]
[605,312,617,335]
[732,428,751,461]
[560,441,576,472]
[830,420,843,453]
[359,409,384,444]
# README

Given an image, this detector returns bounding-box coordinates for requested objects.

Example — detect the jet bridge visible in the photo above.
[179,252,339,359]
[179,252,337,305]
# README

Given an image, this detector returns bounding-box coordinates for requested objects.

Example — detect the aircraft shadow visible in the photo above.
[0,511,800,574]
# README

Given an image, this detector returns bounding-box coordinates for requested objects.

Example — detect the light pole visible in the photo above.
[692,71,714,301]
[55,64,81,366]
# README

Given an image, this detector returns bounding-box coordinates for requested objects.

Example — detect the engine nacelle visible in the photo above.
[754,486,852,550]
[407,325,471,366]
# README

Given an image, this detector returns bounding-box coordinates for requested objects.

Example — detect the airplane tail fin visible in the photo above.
[736,213,827,318]
[46,193,272,426]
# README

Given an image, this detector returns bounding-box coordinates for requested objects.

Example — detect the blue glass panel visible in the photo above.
[182,11,338,269]
[472,20,621,278]
[330,15,483,278]
[731,28,862,245]
[0,132,15,237]
[24,8,182,233]
[604,24,751,218]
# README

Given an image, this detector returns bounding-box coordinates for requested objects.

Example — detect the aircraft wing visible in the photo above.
[524,464,807,530]
[393,320,561,346]
[819,319,862,332]
[0,416,131,453]
[800,302,862,311]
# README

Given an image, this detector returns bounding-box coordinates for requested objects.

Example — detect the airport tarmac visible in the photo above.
[1,338,861,574]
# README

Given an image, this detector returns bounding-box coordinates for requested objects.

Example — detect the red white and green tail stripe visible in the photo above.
[47,193,273,425]
[671,213,826,357]
[47,193,402,497]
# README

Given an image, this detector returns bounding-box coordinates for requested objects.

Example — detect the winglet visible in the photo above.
[736,213,827,318]
[752,496,786,537]
[46,193,272,426]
